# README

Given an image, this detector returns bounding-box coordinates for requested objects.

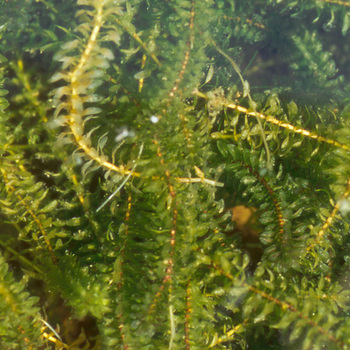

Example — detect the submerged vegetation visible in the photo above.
[1,0,350,348]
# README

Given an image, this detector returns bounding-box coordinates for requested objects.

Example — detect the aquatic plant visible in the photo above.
[1,0,350,348]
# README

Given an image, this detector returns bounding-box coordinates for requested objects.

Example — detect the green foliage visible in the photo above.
[0,252,43,349]
[1,0,350,349]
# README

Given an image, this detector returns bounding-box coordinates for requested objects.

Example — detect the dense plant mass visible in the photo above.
[1,0,350,348]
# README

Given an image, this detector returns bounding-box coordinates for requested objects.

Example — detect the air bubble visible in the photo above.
[150,115,159,124]
[115,127,135,142]
[74,153,83,166]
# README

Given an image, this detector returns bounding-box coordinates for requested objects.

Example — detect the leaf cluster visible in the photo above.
[1,0,350,349]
